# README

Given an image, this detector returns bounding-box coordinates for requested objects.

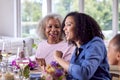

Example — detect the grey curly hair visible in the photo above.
[36,13,63,40]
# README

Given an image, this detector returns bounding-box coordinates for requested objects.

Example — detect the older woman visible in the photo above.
[35,13,75,67]
[54,12,111,80]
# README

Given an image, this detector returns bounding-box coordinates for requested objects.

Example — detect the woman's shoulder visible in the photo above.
[58,40,75,49]
[58,40,71,46]
[38,40,48,45]
[59,40,67,44]
[92,37,103,42]
[87,37,104,46]
[82,37,106,52]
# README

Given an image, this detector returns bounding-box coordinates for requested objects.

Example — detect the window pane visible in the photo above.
[52,0,79,17]
[21,0,42,38]
[118,0,120,33]
[85,0,112,39]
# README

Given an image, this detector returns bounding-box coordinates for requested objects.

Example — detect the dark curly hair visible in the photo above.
[62,11,104,45]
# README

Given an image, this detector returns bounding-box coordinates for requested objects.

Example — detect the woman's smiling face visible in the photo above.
[63,16,76,41]
[45,18,62,44]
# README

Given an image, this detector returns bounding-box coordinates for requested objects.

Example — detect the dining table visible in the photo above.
[0,67,42,80]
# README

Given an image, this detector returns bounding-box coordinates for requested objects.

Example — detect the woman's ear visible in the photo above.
[116,51,120,61]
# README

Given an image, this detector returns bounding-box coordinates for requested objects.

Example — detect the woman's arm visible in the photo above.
[54,50,69,71]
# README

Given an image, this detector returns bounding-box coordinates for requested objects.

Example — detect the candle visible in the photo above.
[2,42,5,51]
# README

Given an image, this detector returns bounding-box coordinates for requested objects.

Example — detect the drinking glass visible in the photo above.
[15,47,30,80]
[1,41,9,73]
[1,42,8,61]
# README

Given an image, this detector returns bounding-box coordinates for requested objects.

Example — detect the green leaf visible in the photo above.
[23,65,30,78]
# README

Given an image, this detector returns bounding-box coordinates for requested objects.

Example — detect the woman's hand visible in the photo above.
[54,50,63,61]
[36,57,46,70]
[54,50,69,71]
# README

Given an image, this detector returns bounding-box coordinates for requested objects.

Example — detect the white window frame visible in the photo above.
[16,0,119,37]
[112,0,119,36]
[14,0,21,37]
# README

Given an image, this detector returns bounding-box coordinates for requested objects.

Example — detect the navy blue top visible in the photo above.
[68,37,111,80]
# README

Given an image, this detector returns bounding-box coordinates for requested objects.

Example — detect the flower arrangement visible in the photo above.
[11,50,37,70]
[11,59,36,69]
[41,61,66,80]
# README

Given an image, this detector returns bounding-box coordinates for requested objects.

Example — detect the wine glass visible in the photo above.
[15,47,30,80]
[1,42,8,60]
[1,41,9,74]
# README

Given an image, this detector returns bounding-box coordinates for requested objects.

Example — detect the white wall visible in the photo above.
[0,0,15,37]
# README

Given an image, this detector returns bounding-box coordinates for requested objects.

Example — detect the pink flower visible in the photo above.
[11,59,37,69]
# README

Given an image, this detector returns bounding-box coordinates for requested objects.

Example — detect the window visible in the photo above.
[118,0,120,33]
[19,0,119,40]
[85,0,112,39]
[52,0,79,17]
[21,0,42,38]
